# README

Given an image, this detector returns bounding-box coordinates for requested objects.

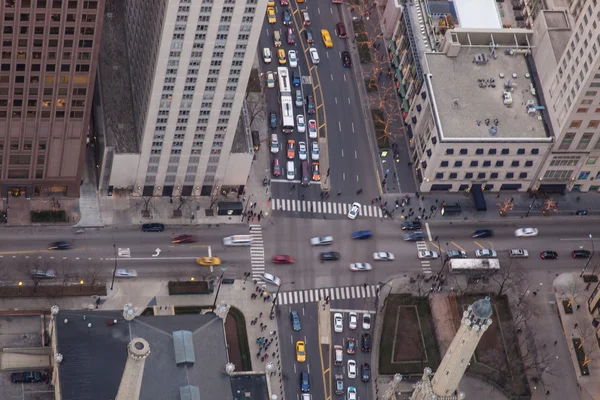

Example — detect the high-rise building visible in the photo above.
[0,0,105,198]
[410,296,493,400]
[95,0,264,199]
[532,1,600,193]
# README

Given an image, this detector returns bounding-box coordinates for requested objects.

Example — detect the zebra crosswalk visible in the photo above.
[276,284,379,305]
[416,241,432,274]
[249,224,266,284]
[272,198,384,218]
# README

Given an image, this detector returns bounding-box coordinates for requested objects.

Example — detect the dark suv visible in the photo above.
[320,251,340,261]
[402,221,422,230]
[269,112,278,129]
[341,51,352,68]
[572,250,591,259]
[306,95,315,115]
[11,371,45,383]
[361,333,372,352]
[142,223,165,232]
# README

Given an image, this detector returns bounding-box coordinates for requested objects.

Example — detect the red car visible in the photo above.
[272,158,281,177]
[172,234,196,244]
[280,0,288,5]
[273,255,295,264]
[286,27,295,45]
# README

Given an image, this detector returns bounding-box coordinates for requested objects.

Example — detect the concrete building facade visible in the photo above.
[0,0,105,198]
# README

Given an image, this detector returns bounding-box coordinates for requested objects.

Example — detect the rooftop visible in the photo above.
[425,48,547,140]
[96,0,138,154]
[56,310,233,400]
[453,0,502,29]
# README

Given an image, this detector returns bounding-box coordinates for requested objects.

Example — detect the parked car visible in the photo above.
[334,345,343,365]
[347,387,357,400]
[11,371,45,383]
[142,223,164,232]
[272,158,281,177]
[334,313,343,333]
[287,28,296,45]
[540,251,558,260]
[361,363,371,382]
[348,312,358,329]
[362,314,371,330]
[262,47,272,63]
[347,360,357,379]
[446,250,467,259]
[320,251,340,261]
[472,229,493,238]
[373,252,394,261]
[335,374,344,395]
[311,141,319,161]
[269,112,278,128]
[509,249,529,258]
[361,333,372,352]
[475,249,497,258]
[31,269,56,279]
[418,251,439,259]
[346,337,356,354]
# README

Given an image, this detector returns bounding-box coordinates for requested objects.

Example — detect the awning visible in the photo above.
[537,184,566,194]
[471,184,487,211]
[500,184,522,190]
[402,98,409,111]
[217,201,243,216]
[388,40,396,53]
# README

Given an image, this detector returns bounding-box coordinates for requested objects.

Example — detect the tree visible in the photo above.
[84,260,105,287]
[132,186,161,217]
[58,259,75,288]
[16,255,49,293]
[561,275,583,309]
[208,181,221,210]
[491,257,523,297]
[497,199,514,216]
[542,198,558,216]
[246,95,266,131]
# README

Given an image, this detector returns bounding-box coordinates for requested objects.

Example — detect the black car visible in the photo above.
[142,223,165,232]
[446,250,467,259]
[361,333,372,352]
[540,251,558,260]
[303,29,314,43]
[48,241,73,250]
[572,249,591,259]
[11,371,45,383]
[403,232,424,241]
[306,94,315,115]
[269,112,278,129]
[300,371,310,392]
[401,221,422,230]
[320,251,340,261]
[341,50,351,68]
[361,363,371,382]
[472,229,493,238]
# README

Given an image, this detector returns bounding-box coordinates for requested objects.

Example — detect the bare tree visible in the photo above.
[247,97,266,130]
[16,257,43,292]
[132,186,161,217]
[208,181,221,210]
[491,257,524,298]
[58,259,74,288]
[562,275,584,309]
[447,274,472,297]
[84,260,105,287]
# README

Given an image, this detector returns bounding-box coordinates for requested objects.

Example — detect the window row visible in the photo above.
[439,160,534,168]
[559,131,600,150]
[2,51,91,60]
[434,171,529,180]
[0,38,94,48]
[3,26,94,35]
[0,110,83,118]
[3,12,97,23]
[0,87,85,96]
[445,147,539,156]
[4,1,98,9]
[0,74,89,84]
[1,63,89,72]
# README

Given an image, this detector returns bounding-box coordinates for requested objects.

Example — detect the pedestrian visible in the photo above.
[272,352,276,358]
[258,215,261,221]
[371,199,375,204]
[291,184,296,189]
[546,390,550,395]
[265,354,269,360]
[261,356,265,362]
[363,282,367,289]
[260,312,263,318]
[554,340,558,346]
[257,352,261,358]
[260,291,263,298]
[357,188,363,194]
[574,323,578,329]
[337,191,341,196]
[577,304,581,310]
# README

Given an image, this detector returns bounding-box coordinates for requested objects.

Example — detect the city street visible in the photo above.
[258,1,380,204]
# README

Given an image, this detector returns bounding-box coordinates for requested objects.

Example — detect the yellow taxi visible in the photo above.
[277,48,286,65]
[267,6,276,24]
[321,29,333,48]
[296,340,306,362]
[196,257,221,266]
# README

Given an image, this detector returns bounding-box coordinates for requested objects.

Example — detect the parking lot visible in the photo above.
[0,315,54,400]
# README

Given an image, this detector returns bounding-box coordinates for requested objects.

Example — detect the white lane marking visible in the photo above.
[335,97,338,104]
[426,223,432,242]
[338,121,341,131]
[355,151,358,159]
[330,308,376,314]
[351,122,355,132]
[347,98,350,104]
[356,175,359,182]
[341,149,344,157]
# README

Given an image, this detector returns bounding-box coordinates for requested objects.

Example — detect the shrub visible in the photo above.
[365,78,378,93]
[30,210,67,223]
[358,43,372,63]
[352,21,366,34]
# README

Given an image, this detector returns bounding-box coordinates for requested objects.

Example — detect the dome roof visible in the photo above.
[471,296,492,319]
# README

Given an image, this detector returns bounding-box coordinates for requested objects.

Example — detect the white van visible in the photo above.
[223,235,253,246]
[286,161,295,180]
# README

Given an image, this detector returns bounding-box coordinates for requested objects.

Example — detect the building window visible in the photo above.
[488,149,496,155]
[495,161,504,167]
[511,161,520,167]
[519,172,528,179]
[454,161,462,167]
[435,172,444,179]
[490,172,498,179]
[482,161,491,167]
[586,157,597,165]
[460,149,468,155]
[440,161,448,167]
[577,132,594,150]
[525,161,533,167]
[559,132,575,150]
[569,120,582,128]
[445,149,454,155]
[506,172,514,179]
[475,148,483,155]
[501,148,509,155]
[465,172,473,179]
[477,173,486,179]
[517,148,525,155]
[470,161,478,167]
[531,148,539,155]
[449,173,457,179]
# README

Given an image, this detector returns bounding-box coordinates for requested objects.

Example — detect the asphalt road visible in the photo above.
[258,1,380,202]
[277,298,376,400]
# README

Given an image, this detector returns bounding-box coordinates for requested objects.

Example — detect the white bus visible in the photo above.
[223,235,253,246]
[448,258,500,276]
[277,67,294,133]
[277,66,292,96]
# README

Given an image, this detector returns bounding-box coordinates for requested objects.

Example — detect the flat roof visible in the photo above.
[425,48,547,140]
[453,0,502,29]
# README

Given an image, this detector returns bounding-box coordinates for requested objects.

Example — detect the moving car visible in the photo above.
[290,310,301,331]
[272,255,295,264]
[402,221,422,230]
[361,333,372,352]
[31,269,56,279]
[266,71,275,88]
[309,47,320,64]
[273,30,282,47]
[346,337,356,354]
[262,47,272,63]
[403,232,424,241]
[572,250,591,259]
[263,272,282,285]
[352,230,372,240]
[321,29,333,48]
[298,141,307,160]
[142,223,165,232]
[304,29,314,43]
[291,71,301,86]
[334,313,343,333]
[335,374,344,395]
[447,250,467,259]
[282,9,291,25]
[297,115,306,133]
[269,112,278,129]
[342,51,352,68]
[361,363,371,382]
[11,371,45,383]
[311,236,333,246]
[312,162,320,181]
[373,252,394,261]
[475,249,497,258]
[418,250,439,259]
[540,251,558,260]
[172,234,196,243]
[267,6,276,23]
[287,139,295,159]
[277,48,286,65]
[115,269,138,278]
[320,251,340,261]
[296,90,303,107]
[48,241,73,250]
[362,314,371,330]
[288,49,297,66]
[286,161,295,180]
[515,228,538,237]
[311,141,319,160]
[280,0,288,5]
[348,312,358,329]
[308,120,317,138]
[472,229,493,238]
[509,249,529,258]
[300,371,310,393]
[306,95,315,114]
[334,345,343,365]
[347,360,357,379]
[272,158,281,177]
[302,10,311,25]
[347,202,361,220]
[270,134,279,153]
[196,256,221,266]
[347,387,357,400]
[286,28,296,45]
[349,263,372,271]
[296,340,306,362]
[336,22,347,38]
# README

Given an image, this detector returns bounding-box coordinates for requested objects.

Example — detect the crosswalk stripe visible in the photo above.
[319,289,324,300]
[274,285,379,306]
[350,286,356,297]
[335,287,340,299]
[365,286,371,296]
[299,291,304,303]
[293,291,298,303]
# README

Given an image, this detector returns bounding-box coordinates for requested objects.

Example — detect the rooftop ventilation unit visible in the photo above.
[503,92,513,106]
[474,53,488,65]
[489,126,498,135]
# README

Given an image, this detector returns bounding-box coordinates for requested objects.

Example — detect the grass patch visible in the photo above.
[352,21,366,34]
[365,78,378,93]
[356,32,368,43]
[229,306,252,371]
[379,294,440,374]
[358,43,372,63]
[31,210,66,222]
[246,68,261,93]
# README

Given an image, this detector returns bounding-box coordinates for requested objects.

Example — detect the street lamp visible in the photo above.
[110,244,118,290]
[580,234,595,277]
[211,268,227,312]
[79,280,84,292]
[270,281,295,316]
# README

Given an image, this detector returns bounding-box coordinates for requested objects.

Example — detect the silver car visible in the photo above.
[311,141,319,160]
[311,236,333,246]
[295,90,303,108]
[115,269,138,278]
[262,272,281,286]
[31,269,56,279]
[475,249,497,258]
[298,141,307,160]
